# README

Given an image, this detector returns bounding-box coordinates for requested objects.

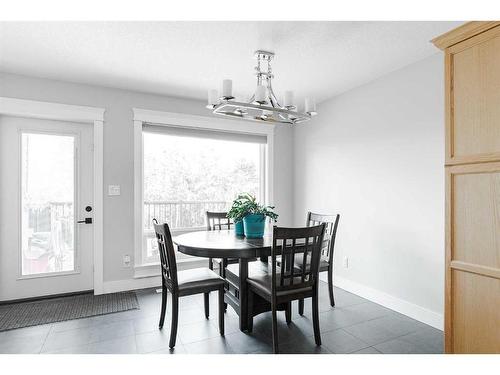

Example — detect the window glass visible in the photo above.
[142,131,264,264]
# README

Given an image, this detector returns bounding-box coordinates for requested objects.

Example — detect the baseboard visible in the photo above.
[322,274,444,331]
[102,276,162,294]
[102,260,207,295]
[0,289,93,305]
[102,270,443,330]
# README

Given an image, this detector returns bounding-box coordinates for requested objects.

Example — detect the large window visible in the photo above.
[141,126,266,265]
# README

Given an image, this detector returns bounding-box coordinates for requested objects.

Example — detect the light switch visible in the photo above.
[123,255,131,267]
[108,185,121,196]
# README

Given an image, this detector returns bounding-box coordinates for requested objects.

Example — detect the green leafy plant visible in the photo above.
[226,195,250,223]
[227,193,278,222]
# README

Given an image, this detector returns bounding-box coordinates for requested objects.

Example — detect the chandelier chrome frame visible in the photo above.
[206,51,317,125]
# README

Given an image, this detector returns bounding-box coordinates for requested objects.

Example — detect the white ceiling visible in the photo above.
[0,21,463,104]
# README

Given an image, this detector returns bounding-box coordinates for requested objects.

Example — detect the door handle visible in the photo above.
[77,218,93,224]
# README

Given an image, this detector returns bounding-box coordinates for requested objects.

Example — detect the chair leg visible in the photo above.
[218,258,226,277]
[159,285,167,328]
[218,287,225,336]
[220,259,228,311]
[285,302,292,324]
[271,304,279,354]
[298,299,304,316]
[207,258,213,311]
[222,259,228,278]
[327,268,335,307]
[312,288,321,346]
[247,289,254,333]
[204,292,210,319]
[169,294,179,349]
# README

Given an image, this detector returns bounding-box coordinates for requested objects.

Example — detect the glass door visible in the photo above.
[0,116,94,301]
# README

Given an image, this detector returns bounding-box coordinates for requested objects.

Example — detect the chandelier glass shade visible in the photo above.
[206,50,317,124]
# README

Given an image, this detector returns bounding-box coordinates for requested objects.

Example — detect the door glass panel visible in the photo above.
[21,132,75,275]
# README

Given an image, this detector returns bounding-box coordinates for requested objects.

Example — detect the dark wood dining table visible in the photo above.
[174,230,274,332]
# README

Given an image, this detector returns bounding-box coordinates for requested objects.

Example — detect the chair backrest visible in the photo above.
[306,212,340,264]
[153,219,178,291]
[271,224,326,296]
[206,211,232,231]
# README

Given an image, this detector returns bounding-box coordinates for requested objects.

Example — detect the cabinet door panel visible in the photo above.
[452,168,500,269]
[450,27,500,162]
[452,270,500,353]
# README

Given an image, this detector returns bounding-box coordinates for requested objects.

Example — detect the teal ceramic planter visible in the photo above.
[243,214,266,238]
[234,220,245,236]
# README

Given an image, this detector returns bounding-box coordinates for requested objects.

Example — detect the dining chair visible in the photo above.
[153,219,225,349]
[206,211,238,278]
[246,224,326,354]
[296,212,340,315]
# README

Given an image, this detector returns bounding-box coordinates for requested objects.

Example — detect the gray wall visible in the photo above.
[0,54,445,322]
[293,54,445,318]
[0,72,293,282]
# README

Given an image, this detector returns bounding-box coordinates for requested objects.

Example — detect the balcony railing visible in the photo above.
[143,200,229,231]
[142,200,230,263]
[26,201,73,233]
[23,201,74,274]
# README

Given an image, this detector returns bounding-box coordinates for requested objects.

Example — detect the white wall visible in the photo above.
[1,54,444,326]
[0,72,293,285]
[293,54,445,328]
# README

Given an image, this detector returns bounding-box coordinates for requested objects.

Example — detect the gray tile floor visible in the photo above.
[0,281,443,354]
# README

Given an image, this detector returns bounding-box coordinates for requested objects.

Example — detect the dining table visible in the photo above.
[174,229,277,332]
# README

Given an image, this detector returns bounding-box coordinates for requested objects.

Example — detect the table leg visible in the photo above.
[238,258,249,331]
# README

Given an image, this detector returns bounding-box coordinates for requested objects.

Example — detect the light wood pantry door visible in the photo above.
[446,162,500,353]
[0,116,94,301]
[433,22,500,353]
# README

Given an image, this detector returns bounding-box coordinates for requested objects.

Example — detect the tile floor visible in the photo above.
[0,281,443,354]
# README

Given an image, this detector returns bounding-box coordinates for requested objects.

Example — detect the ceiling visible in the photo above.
[0,21,463,105]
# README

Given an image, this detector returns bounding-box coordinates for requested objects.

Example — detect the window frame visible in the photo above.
[133,109,275,276]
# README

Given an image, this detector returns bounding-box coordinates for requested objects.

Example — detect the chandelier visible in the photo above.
[206,50,317,124]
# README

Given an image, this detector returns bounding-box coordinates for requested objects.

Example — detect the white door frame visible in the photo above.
[0,97,105,294]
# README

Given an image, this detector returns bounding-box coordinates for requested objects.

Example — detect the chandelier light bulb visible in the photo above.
[284,91,294,107]
[208,89,219,106]
[255,85,267,103]
[221,79,233,98]
[305,97,316,114]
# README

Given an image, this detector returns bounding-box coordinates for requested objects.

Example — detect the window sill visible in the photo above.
[133,257,209,279]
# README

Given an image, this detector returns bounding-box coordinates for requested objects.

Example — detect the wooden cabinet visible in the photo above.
[433,22,500,354]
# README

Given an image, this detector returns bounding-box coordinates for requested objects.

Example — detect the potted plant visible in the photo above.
[228,193,278,238]
[227,195,250,236]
